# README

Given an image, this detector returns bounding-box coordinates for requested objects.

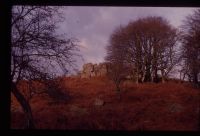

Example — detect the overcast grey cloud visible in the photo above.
[57,7,198,73]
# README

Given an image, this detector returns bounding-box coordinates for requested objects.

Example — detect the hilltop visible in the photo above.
[11,76,200,130]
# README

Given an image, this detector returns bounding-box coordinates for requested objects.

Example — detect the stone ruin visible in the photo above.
[79,63,109,78]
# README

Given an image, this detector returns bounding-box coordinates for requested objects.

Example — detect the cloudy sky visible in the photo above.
[57,6,198,73]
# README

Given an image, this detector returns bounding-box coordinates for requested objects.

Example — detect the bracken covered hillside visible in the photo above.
[11,76,200,130]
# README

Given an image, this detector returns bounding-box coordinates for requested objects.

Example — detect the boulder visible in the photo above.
[94,98,104,106]
[168,103,183,113]
[70,105,88,115]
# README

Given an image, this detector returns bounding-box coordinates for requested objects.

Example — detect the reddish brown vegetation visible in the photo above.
[11,77,200,130]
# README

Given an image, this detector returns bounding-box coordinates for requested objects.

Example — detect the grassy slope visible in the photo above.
[11,77,200,130]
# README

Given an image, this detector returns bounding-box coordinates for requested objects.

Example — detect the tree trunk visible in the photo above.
[136,68,139,84]
[154,68,158,83]
[116,85,121,101]
[188,74,192,82]
[151,70,154,82]
[144,64,151,82]
[161,70,165,83]
[136,76,139,84]
[193,73,198,85]
[182,73,186,82]
[11,82,35,129]
[141,71,145,83]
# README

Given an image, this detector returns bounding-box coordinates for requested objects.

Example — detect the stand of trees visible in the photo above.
[106,16,180,85]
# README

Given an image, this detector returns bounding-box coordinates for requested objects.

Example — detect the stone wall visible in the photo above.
[80,63,108,78]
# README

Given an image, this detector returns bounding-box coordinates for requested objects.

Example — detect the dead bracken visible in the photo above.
[11,76,200,130]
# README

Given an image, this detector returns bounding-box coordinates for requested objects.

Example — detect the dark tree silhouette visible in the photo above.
[11,6,79,128]
[106,26,131,100]
[181,9,200,87]
[107,62,130,100]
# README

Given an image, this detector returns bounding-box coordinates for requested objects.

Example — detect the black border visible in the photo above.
[1,0,200,136]
[0,0,11,133]
[8,0,200,7]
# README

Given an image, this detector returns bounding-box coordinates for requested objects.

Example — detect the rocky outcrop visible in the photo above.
[80,63,109,78]
[81,63,94,78]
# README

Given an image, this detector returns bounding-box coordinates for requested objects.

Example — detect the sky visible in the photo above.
[57,6,198,74]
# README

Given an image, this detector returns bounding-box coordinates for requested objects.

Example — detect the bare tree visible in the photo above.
[156,29,180,83]
[106,16,179,84]
[107,62,130,100]
[181,9,200,87]
[105,26,131,100]
[11,6,79,128]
